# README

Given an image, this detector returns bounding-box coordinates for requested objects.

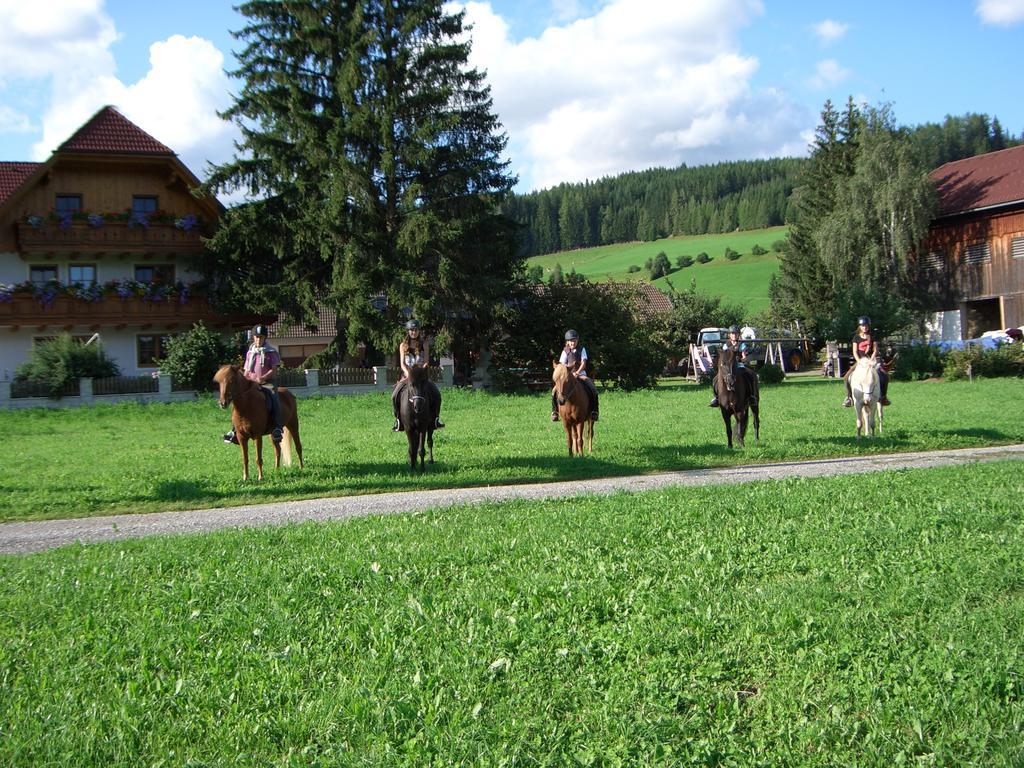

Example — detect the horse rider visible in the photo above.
[842,315,891,407]
[551,329,599,422]
[392,319,445,432]
[709,325,755,407]
[223,324,284,445]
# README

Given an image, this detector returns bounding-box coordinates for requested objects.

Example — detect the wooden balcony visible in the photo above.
[15,220,204,256]
[0,293,268,331]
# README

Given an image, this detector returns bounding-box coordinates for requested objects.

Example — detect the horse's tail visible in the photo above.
[281,427,293,467]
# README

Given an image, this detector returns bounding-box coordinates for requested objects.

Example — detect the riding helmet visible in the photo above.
[252,324,269,337]
[858,315,871,327]
[565,329,579,341]
[728,325,740,334]
[406,319,420,330]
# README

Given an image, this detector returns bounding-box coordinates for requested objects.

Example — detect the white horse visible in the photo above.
[850,356,884,439]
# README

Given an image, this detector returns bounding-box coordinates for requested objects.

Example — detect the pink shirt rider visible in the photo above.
[244,342,280,383]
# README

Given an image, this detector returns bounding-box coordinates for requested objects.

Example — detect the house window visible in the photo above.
[30,265,58,285]
[55,194,82,212]
[1012,236,1024,260]
[964,242,991,265]
[132,196,158,214]
[134,264,175,284]
[137,334,170,367]
[69,264,97,288]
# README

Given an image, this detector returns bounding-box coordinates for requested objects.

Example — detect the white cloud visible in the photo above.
[807,59,851,90]
[460,0,811,190]
[812,19,849,44]
[0,0,117,83]
[0,106,34,134]
[976,0,1024,25]
[29,33,238,179]
[0,1,236,182]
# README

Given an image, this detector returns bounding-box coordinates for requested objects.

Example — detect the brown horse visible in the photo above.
[716,347,759,448]
[552,362,594,456]
[213,365,303,481]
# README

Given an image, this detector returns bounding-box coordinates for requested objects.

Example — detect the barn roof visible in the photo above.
[931,144,1024,217]
[632,281,674,318]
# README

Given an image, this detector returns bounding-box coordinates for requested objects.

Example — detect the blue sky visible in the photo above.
[1,0,1022,194]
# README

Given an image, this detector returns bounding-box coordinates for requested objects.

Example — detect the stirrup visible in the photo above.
[842,398,853,408]
[550,412,559,422]
[223,430,238,445]
[434,418,445,429]
[392,419,403,432]
[708,398,718,407]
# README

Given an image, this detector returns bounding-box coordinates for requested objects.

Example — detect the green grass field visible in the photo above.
[526,226,787,314]
[2,460,1022,766]
[1,376,1022,522]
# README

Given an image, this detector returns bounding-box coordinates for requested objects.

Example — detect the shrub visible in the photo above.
[942,343,1024,381]
[676,255,694,269]
[14,334,119,398]
[724,247,741,261]
[159,322,238,392]
[696,252,711,263]
[771,238,787,253]
[649,252,672,279]
[751,244,767,256]
[757,362,785,385]
[892,343,945,381]
[627,264,641,273]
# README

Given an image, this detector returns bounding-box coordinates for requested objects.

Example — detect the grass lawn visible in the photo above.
[525,226,787,314]
[1,461,1022,765]
[0,376,1022,522]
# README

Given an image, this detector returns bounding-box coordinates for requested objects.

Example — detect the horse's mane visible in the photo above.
[552,362,570,384]
[409,365,429,385]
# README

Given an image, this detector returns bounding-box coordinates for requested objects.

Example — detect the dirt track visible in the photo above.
[2,443,1022,555]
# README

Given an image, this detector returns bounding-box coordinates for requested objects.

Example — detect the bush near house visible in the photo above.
[942,343,1024,380]
[14,334,119,398]
[159,322,240,392]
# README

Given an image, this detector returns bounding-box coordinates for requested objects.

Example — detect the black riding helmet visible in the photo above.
[406,319,420,331]
[858,315,871,327]
[252,324,269,337]
[728,325,740,334]
[565,329,579,341]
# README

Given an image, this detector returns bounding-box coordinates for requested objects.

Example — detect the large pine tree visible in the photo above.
[202,0,519,362]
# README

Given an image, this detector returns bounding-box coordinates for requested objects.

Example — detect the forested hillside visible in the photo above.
[503,111,1021,259]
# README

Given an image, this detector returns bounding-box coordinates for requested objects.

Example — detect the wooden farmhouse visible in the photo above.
[924,144,1024,339]
[0,106,268,377]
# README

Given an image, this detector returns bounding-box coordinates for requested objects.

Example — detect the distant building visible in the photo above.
[0,106,268,377]
[923,145,1024,339]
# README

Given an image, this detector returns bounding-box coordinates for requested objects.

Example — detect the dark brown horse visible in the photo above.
[214,365,303,481]
[552,362,594,456]
[716,347,759,448]
[400,366,441,470]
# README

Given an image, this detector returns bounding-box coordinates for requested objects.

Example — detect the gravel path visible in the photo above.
[3,444,1022,555]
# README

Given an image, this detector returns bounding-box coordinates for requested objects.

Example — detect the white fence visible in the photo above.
[0,365,454,409]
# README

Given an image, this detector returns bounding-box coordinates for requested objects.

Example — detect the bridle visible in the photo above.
[556,369,577,405]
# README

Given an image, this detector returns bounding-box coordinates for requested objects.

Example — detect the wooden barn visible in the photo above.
[923,145,1024,339]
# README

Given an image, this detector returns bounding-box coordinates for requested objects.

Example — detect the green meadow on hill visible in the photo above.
[525,226,787,315]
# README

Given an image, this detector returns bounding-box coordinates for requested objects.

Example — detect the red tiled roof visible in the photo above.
[270,303,338,340]
[58,106,174,155]
[931,144,1024,217]
[634,280,673,317]
[0,161,42,205]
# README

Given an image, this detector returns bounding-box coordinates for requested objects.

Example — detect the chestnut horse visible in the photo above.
[552,362,594,456]
[850,356,883,438]
[716,346,759,448]
[400,366,441,471]
[213,365,303,481]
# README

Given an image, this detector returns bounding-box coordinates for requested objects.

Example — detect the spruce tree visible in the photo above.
[202,0,519,362]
